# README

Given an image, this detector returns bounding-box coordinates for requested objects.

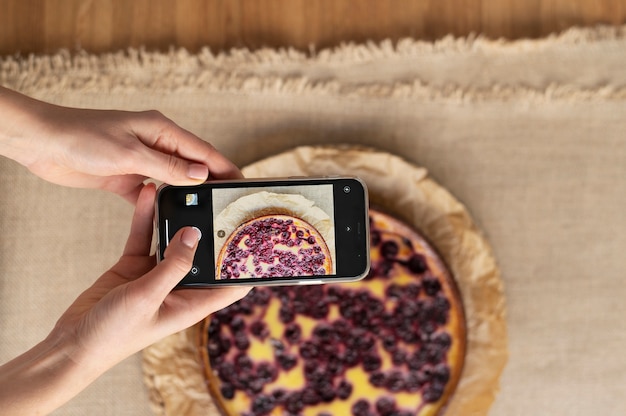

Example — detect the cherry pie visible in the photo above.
[217,215,333,280]
[200,209,466,416]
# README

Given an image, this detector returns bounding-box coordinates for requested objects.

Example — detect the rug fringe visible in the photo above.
[2,25,626,102]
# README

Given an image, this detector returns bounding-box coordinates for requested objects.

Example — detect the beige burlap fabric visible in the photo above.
[1,25,626,415]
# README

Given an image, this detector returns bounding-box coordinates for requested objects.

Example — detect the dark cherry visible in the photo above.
[405,282,421,298]
[276,352,297,370]
[279,305,295,324]
[425,343,445,364]
[380,240,399,259]
[220,382,235,399]
[391,349,407,366]
[363,353,382,372]
[216,361,235,382]
[369,371,386,387]
[234,332,251,350]
[250,321,269,339]
[431,332,452,348]
[398,325,419,344]
[234,353,253,371]
[208,318,222,335]
[332,318,351,337]
[327,355,344,375]
[299,340,319,359]
[284,322,302,344]
[434,295,451,313]
[354,333,376,351]
[375,397,397,416]
[318,383,336,402]
[352,399,371,416]
[382,334,397,352]
[248,378,265,394]
[422,275,442,296]
[313,323,335,343]
[285,392,304,413]
[385,370,406,392]
[251,395,275,415]
[215,309,234,326]
[250,288,271,305]
[422,381,445,403]
[207,340,222,359]
[432,363,451,384]
[271,388,288,404]
[342,348,361,367]
[302,388,321,405]
[312,302,331,319]
[370,230,381,246]
[407,254,428,274]
[405,372,423,392]
[386,284,403,299]
[377,260,394,277]
[256,362,278,383]
[398,298,420,319]
[337,380,353,399]
[238,298,254,315]
[407,350,428,371]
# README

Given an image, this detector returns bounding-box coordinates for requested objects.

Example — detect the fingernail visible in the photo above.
[187,163,209,180]
[181,227,202,248]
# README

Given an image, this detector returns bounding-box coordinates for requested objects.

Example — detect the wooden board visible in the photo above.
[1,0,625,55]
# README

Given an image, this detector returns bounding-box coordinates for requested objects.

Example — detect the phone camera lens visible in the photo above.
[343,185,351,193]
[190,266,200,276]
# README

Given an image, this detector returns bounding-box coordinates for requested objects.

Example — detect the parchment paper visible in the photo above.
[142,146,508,415]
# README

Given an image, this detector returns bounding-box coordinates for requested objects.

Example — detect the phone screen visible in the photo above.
[156,177,369,287]
[212,184,337,279]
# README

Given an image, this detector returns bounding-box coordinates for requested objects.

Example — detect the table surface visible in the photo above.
[1,0,625,55]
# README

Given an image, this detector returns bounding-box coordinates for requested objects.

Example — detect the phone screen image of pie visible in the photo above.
[211,185,336,279]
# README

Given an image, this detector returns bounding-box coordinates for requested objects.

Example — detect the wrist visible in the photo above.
[0,328,102,415]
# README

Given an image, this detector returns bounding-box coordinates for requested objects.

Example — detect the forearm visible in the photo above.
[0,330,101,415]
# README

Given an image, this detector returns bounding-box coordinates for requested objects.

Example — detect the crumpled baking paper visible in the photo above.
[142,146,508,416]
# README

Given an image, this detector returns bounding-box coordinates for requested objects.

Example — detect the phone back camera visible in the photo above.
[343,185,351,193]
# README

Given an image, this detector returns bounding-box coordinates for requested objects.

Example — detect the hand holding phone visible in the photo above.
[156,177,370,287]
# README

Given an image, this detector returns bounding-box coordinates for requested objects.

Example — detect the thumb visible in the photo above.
[137,148,210,185]
[135,226,202,299]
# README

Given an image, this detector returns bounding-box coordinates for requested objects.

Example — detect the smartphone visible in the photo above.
[155,177,370,287]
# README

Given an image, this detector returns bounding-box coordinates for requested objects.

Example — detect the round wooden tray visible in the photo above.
[142,146,508,415]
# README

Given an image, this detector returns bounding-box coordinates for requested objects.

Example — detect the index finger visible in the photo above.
[130,110,243,180]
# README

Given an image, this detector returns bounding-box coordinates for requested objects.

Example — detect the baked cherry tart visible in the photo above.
[200,209,466,416]
[217,214,333,280]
